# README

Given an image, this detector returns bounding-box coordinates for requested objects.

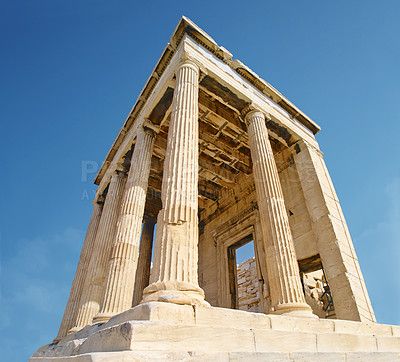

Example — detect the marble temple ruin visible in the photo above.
[31,17,400,361]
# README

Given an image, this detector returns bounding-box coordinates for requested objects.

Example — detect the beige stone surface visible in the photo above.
[334,319,392,335]
[294,140,375,322]
[195,304,271,329]
[78,321,256,354]
[393,325,400,336]
[236,256,337,320]
[106,301,196,327]
[142,59,207,307]
[237,257,261,312]
[132,217,155,306]
[29,351,400,362]
[32,303,400,361]
[54,200,104,341]
[317,333,377,352]
[253,329,317,353]
[346,353,400,362]
[35,16,399,362]
[71,170,126,332]
[270,315,335,334]
[246,109,313,318]
[376,336,400,352]
[94,127,156,323]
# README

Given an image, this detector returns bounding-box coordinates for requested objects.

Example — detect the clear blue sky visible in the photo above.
[1,1,399,360]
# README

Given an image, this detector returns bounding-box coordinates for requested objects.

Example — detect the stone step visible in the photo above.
[30,302,400,361]
[30,350,400,361]
[76,320,400,355]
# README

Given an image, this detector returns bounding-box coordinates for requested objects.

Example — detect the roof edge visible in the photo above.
[94,16,320,186]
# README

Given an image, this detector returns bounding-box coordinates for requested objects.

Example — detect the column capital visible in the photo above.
[242,105,271,126]
[177,54,207,81]
[142,119,159,137]
[111,162,128,177]
[178,58,199,72]
[93,195,105,206]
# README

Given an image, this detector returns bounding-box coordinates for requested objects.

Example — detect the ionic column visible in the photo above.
[54,197,104,341]
[246,109,314,317]
[70,170,126,332]
[94,127,156,322]
[132,216,156,307]
[142,59,207,306]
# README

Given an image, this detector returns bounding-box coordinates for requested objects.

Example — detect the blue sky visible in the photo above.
[1,1,399,360]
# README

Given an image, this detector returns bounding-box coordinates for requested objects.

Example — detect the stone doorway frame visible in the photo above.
[214,213,261,310]
[227,234,254,309]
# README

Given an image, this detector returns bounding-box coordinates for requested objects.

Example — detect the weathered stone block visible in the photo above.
[195,305,271,329]
[376,336,400,352]
[290,352,346,361]
[332,319,390,335]
[104,302,195,328]
[393,325,400,337]
[229,352,291,361]
[317,333,377,352]
[254,329,317,352]
[345,352,400,361]
[78,321,256,354]
[269,314,298,331]
[295,318,335,333]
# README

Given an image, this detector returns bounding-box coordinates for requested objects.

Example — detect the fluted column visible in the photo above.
[132,216,155,307]
[54,198,104,341]
[94,127,156,322]
[69,170,126,332]
[142,59,207,306]
[246,109,314,317]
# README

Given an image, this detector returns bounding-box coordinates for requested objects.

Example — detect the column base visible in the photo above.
[271,302,318,318]
[92,312,115,323]
[66,326,80,335]
[142,280,210,306]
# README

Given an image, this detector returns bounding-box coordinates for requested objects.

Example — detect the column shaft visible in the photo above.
[94,128,155,322]
[70,170,126,332]
[142,59,207,306]
[132,217,155,307]
[246,110,314,317]
[54,200,103,341]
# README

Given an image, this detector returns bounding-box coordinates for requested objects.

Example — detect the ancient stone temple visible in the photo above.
[31,17,400,361]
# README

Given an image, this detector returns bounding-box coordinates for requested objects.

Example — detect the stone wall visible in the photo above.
[237,257,261,313]
[237,256,337,318]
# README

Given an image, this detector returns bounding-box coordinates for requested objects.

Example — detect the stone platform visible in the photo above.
[31,302,400,361]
